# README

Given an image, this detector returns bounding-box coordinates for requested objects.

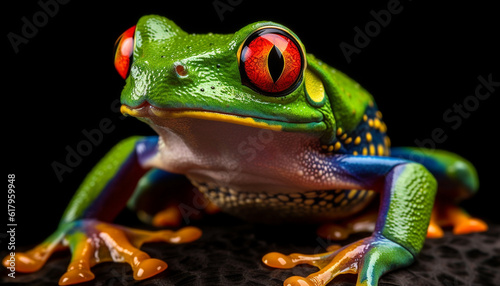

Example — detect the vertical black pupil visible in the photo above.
[268,45,284,83]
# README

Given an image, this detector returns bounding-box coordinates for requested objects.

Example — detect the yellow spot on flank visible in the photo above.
[358,190,366,197]
[304,199,315,205]
[369,144,376,155]
[334,192,345,203]
[363,114,368,122]
[366,132,373,142]
[334,141,342,151]
[336,128,343,136]
[368,119,374,127]
[354,136,361,145]
[348,190,357,199]
[353,151,358,156]
[328,145,334,152]
[376,111,383,118]
[362,147,368,155]
[344,137,352,144]
[374,118,381,129]
[324,194,334,201]
[384,136,391,147]
[321,145,328,150]
[340,133,348,140]
[380,122,387,133]
[377,144,385,156]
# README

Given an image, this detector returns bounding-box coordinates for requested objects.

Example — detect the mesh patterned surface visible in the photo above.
[2,214,499,286]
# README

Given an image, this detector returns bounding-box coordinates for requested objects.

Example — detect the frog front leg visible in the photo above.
[390,147,487,238]
[2,136,201,285]
[263,156,437,286]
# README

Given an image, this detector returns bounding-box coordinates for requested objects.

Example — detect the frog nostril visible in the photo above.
[174,62,188,78]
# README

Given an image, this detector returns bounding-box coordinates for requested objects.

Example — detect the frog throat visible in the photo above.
[120,104,326,133]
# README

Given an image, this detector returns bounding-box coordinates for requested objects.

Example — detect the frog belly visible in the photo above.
[190,180,376,223]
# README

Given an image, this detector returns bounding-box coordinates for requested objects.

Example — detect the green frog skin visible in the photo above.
[3,15,487,286]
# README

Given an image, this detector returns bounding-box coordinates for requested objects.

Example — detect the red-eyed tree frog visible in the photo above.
[3,15,487,286]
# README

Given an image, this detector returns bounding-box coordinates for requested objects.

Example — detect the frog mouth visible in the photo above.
[120,103,325,132]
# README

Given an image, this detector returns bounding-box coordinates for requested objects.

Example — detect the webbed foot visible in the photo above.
[263,234,413,286]
[426,203,487,238]
[2,220,201,285]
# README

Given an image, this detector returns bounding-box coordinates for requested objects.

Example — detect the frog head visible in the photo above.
[117,15,336,144]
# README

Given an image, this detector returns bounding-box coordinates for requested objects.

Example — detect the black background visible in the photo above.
[3,0,499,263]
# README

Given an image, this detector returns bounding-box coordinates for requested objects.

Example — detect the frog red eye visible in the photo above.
[114,26,136,79]
[239,27,304,96]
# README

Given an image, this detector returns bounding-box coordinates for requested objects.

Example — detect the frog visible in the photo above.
[3,15,488,286]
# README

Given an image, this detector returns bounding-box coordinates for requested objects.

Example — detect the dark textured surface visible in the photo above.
[2,213,499,286]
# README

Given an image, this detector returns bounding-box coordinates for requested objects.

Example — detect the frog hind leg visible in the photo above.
[127,169,191,227]
[390,147,488,238]
[128,169,220,228]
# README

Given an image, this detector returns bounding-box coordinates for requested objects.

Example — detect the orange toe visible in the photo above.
[316,223,350,240]
[426,222,444,239]
[3,252,43,273]
[284,276,316,286]
[152,205,182,227]
[262,252,295,269]
[453,218,488,235]
[59,269,95,285]
[133,258,168,280]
